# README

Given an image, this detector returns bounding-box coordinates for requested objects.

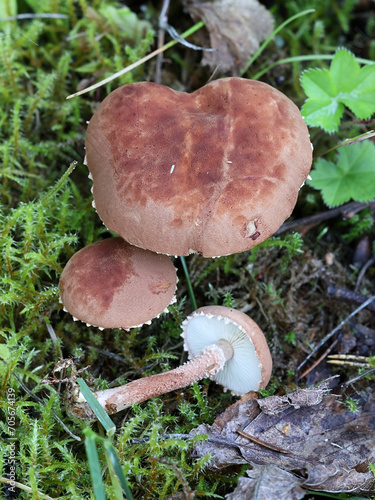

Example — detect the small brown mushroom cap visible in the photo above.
[86,77,312,257]
[182,305,272,393]
[59,237,177,329]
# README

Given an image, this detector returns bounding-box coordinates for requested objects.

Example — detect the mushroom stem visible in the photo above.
[95,340,233,414]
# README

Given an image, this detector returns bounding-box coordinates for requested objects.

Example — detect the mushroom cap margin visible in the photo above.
[59,237,178,330]
[85,77,313,257]
[181,305,272,394]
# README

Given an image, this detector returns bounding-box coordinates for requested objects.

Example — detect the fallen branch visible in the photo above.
[275,200,375,236]
[327,284,375,313]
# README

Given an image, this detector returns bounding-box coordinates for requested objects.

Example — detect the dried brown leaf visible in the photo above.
[186,0,274,74]
[191,381,375,494]
[256,379,332,415]
[226,464,306,500]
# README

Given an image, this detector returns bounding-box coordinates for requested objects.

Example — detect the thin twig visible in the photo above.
[0,477,54,499]
[274,200,375,236]
[155,0,169,84]
[0,13,68,21]
[84,344,129,364]
[355,257,375,293]
[327,354,371,368]
[298,336,340,380]
[327,284,375,313]
[315,130,375,158]
[296,295,375,376]
[236,428,293,454]
[66,21,205,99]
[148,457,195,499]
[342,367,375,387]
[131,433,192,443]
[11,372,81,442]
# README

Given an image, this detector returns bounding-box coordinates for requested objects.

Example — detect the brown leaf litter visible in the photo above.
[186,0,274,74]
[191,379,375,496]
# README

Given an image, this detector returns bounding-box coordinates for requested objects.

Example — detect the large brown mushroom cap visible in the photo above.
[86,77,312,257]
[59,238,177,329]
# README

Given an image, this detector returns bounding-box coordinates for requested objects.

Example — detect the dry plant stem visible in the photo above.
[315,129,375,157]
[298,336,340,380]
[327,284,375,313]
[95,341,233,414]
[343,366,375,387]
[155,28,165,84]
[355,257,375,292]
[274,200,375,236]
[12,372,81,441]
[0,477,54,499]
[296,295,375,376]
[66,21,205,99]
[0,13,68,20]
[155,0,169,84]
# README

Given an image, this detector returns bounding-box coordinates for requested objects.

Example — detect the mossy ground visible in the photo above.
[0,1,374,498]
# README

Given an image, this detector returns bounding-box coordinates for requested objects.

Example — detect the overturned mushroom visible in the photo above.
[82,306,272,416]
[85,77,312,257]
[59,237,177,330]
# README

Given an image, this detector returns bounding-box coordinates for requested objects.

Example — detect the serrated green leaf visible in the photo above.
[301,98,344,133]
[301,49,375,132]
[340,64,375,118]
[330,48,360,86]
[301,69,337,98]
[309,141,375,207]
[300,67,342,132]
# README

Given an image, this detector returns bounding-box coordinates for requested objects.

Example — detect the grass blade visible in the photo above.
[66,21,205,99]
[77,378,116,436]
[103,441,134,500]
[241,8,315,75]
[180,256,197,310]
[84,431,106,500]
[251,54,375,81]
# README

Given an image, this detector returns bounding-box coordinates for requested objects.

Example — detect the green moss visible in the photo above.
[1,0,374,498]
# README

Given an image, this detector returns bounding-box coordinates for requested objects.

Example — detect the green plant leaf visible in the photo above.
[0,0,16,33]
[0,344,11,361]
[301,48,375,132]
[341,64,375,117]
[103,441,134,500]
[330,46,360,85]
[309,141,375,207]
[77,378,116,436]
[0,0,16,17]
[84,430,106,500]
